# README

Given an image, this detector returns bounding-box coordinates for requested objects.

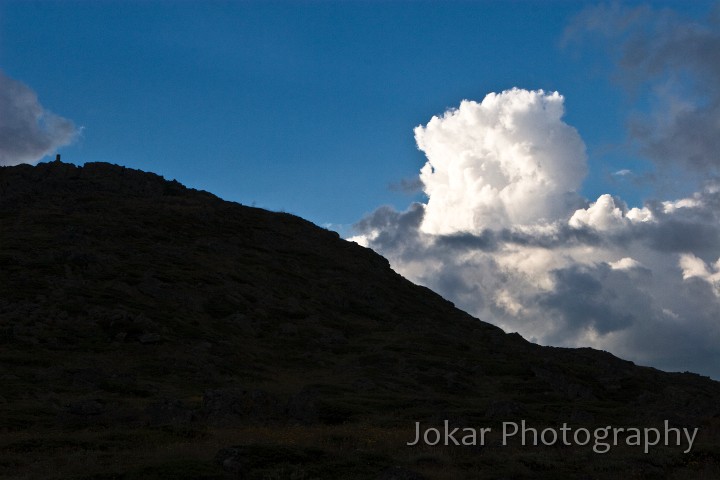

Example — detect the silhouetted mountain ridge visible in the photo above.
[1,160,719,479]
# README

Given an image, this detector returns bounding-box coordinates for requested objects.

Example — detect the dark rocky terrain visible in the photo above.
[1,160,719,479]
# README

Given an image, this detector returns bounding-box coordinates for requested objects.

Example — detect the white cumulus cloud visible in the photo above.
[352,87,720,379]
[608,257,643,271]
[569,194,654,231]
[415,88,587,235]
[679,253,720,296]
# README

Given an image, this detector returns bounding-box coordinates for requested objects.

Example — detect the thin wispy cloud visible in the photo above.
[568,3,720,178]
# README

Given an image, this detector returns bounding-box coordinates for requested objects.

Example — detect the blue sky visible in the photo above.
[2,0,696,228]
[3,1,720,378]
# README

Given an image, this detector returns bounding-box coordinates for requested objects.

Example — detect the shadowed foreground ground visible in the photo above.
[1,161,719,479]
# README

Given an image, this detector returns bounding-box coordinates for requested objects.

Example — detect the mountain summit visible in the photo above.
[2,161,719,479]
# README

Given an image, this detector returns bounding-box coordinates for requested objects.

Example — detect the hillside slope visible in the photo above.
[1,161,719,479]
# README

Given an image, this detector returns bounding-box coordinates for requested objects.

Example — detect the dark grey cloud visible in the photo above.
[351,203,436,268]
[617,185,720,254]
[567,4,720,175]
[352,203,424,251]
[539,264,643,338]
[538,259,720,376]
[351,182,720,378]
[0,70,78,166]
[629,99,720,174]
[641,219,720,254]
[435,232,499,252]
[388,177,424,194]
